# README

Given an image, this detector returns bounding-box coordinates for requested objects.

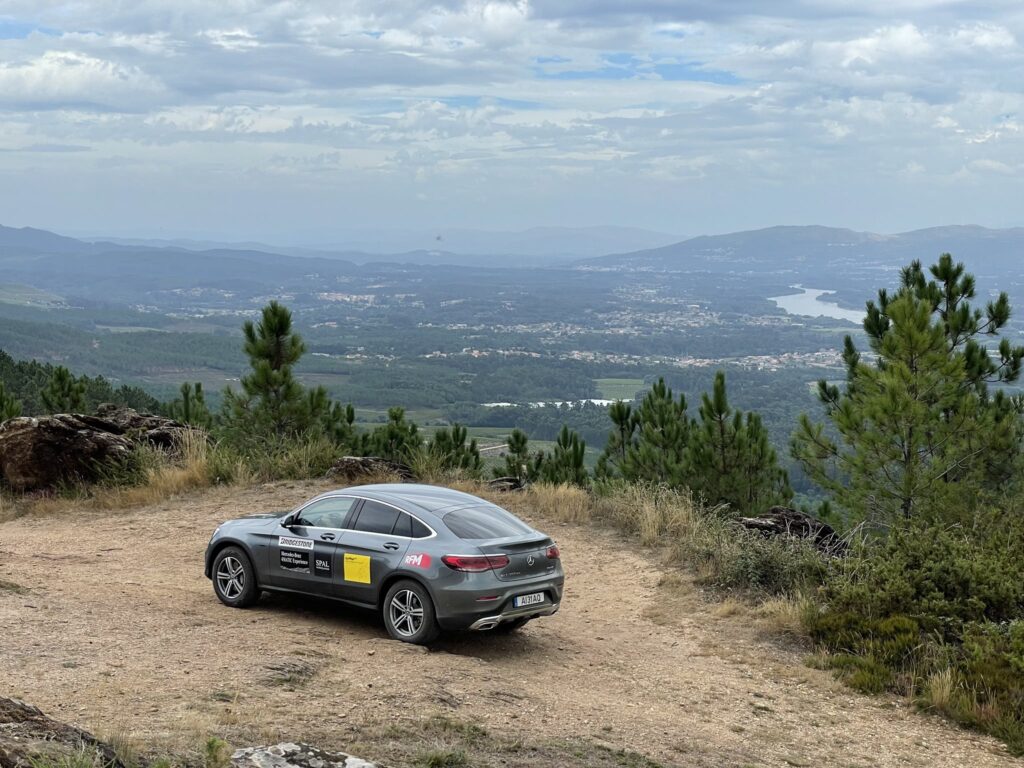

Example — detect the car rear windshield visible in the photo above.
[443,505,533,540]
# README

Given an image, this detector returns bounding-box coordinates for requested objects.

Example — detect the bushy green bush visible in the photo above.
[807,521,1024,755]
[820,524,1024,640]
[699,528,827,595]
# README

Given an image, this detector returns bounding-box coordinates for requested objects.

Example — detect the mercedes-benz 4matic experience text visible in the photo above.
[204,484,565,644]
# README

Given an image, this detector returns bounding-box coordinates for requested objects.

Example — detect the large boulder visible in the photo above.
[0,697,125,768]
[92,404,185,448]
[0,407,189,492]
[232,743,376,768]
[0,415,134,492]
[737,506,847,555]
[0,701,377,768]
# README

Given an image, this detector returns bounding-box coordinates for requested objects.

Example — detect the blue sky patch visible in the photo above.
[0,18,58,39]
[536,52,740,85]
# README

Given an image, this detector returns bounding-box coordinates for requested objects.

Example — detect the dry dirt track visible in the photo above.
[0,480,1017,767]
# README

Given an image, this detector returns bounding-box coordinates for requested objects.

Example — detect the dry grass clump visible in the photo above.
[924,667,959,714]
[591,483,698,546]
[758,592,820,637]
[525,483,592,523]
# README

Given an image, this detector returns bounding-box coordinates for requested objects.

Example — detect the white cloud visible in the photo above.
[0,0,1022,235]
[0,51,165,110]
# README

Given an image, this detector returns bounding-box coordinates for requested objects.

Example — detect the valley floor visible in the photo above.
[0,482,1015,767]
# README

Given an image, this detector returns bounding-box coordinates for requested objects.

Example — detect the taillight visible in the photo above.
[546,544,560,560]
[442,554,510,572]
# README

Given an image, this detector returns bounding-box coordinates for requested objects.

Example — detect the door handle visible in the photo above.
[383,542,400,550]
[320,533,336,541]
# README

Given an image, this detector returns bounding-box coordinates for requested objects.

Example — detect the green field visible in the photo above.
[595,377,644,400]
[0,283,65,307]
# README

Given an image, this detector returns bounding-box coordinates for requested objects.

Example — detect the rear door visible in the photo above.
[268,495,359,595]
[334,499,413,606]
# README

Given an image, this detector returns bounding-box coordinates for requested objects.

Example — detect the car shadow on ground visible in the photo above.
[254,590,551,659]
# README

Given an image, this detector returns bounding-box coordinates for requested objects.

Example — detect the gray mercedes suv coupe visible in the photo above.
[204,484,564,644]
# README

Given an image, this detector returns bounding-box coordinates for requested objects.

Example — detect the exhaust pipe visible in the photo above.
[469,616,501,631]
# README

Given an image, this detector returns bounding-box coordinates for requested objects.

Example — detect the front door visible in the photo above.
[268,496,359,594]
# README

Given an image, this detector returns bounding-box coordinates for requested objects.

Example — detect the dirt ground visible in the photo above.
[0,480,1017,767]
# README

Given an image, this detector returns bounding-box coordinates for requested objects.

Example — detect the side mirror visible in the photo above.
[282,514,297,528]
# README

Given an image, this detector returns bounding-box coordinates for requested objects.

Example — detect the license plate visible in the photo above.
[515,592,545,608]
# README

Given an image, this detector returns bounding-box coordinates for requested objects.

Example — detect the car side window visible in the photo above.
[294,497,356,529]
[410,517,432,538]
[392,513,412,537]
[352,500,401,535]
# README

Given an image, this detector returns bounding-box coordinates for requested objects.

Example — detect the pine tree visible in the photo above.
[169,381,213,428]
[620,378,691,485]
[540,425,588,486]
[428,423,482,473]
[41,366,86,413]
[0,381,22,422]
[792,255,1024,526]
[595,400,638,478]
[366,407,422,463]
[688,371,791,512]
[318,397,357,448]
[495,428,544,483]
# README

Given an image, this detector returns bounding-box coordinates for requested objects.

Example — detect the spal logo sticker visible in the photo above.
[279,536,314,550]
[403,553,432,569]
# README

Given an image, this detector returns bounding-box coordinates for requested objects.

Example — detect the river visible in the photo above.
[769,285,864,324]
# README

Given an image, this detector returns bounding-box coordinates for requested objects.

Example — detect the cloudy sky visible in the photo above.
[1,1,1022,242]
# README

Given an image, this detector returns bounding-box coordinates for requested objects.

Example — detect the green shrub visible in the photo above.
[203,738,232,768]
[807,521,1024,755]
[700,528,827,595]
[821,524,1024,641]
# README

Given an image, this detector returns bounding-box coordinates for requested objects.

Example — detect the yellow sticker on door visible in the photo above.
[343,553,372,584]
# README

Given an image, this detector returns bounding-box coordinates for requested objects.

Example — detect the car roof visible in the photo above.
[314,483,489,516]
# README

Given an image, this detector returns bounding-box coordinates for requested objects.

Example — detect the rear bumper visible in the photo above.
[433,573,564,631]
[468,602,560,630]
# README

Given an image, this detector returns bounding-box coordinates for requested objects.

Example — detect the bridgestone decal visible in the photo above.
[279,536,314,550]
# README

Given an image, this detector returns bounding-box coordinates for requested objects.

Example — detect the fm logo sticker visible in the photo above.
[404,553,432,569]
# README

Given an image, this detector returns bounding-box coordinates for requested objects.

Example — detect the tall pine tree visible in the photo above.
[620,378,691,485]
[0,381,21,422]
[792,255,1024,526]
[41,366,86,413]
[688,372,791,511]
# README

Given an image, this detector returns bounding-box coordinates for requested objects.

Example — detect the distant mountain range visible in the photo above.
[582,224,1024,275]
[2,223,1022,285]
[87,225,684,261]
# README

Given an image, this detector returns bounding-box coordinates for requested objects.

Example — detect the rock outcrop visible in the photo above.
[0,701,377,768]
[92,404,185,448]
[0,408,186,492]
[324,456,415,483]
[0,415,135,492]
[0,697,125,768]
[738,506,847,555]
[232,743,376,768]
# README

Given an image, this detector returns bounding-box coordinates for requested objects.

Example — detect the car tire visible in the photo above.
[494,617,531,634]
[212,546,259,608]
[383,580,441,645]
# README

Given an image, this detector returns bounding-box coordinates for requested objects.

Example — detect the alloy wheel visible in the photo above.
[216,556,245,599]
[388,589,424,637]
